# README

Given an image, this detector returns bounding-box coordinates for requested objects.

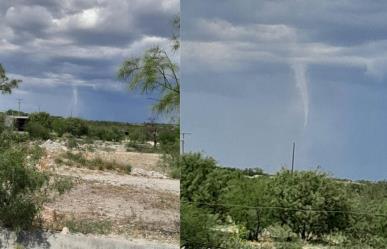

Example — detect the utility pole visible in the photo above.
[17,98,22,116]
[181,132,192,154]
[291,142,296,174]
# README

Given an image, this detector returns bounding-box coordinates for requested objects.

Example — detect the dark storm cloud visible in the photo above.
[182,0,387,45]
[0,0,179,91]
[0,0,178,125]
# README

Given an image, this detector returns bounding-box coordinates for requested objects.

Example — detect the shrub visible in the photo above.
[28,112,51,129]
[61,152,131,174]
[64,118,89,137]
[181,153,218,202]
[181,203,223,249]
[52,176,74,195]
[91,126,123,141]
[0,146,48,230]
[128,128,146,144]
[124,164,132,174]
[0,131,29,150]
[51,118,66,136]
[159,129,179,154]
[66,137,78,149]
[25,122,50,140]
[269,169,352,241]
[64,217,112,235]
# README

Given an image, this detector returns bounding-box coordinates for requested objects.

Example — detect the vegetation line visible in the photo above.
[181,200,387,217]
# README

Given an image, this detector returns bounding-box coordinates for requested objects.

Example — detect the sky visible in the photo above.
[181,0,387,180]
[0,0,179,123]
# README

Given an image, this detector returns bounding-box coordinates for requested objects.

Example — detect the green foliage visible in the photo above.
[242,167,266,176]
[51,117,66,136]
[265,224,299,242]
[28,112,51,129]
[195,168,240,214]
[61,152,132,174]
[180,153,387,248]
[118,47,179,114]
[181,203,222,249]
[89,126,123,141]
[180,153,218,202]
[52,176,74,195]
[128,127,146,143]
[0,64,21,94]
[159,127,179,155]
[64,217,112,235]
[25,122,50,140]
[118,17,180,115]
[158,125,180,178]
[0,146,48,230]
[160,153,181,179]
[64,118,89,137]
[0,112,5,133]
[0,130,29,150]
[269,169,351,241]
[221,177,271,240]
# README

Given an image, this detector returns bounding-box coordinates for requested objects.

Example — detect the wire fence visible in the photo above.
[181,200,387,248]
[181,200,387,217]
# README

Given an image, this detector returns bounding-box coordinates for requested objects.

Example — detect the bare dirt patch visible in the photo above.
[37,139,179,243]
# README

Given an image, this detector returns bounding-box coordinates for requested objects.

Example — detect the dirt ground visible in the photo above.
[37,140,180,245]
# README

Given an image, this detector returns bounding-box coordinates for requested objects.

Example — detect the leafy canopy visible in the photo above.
[117,17,179,115]
[0,64,21,94]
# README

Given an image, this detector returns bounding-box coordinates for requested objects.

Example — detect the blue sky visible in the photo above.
[181,0,387,180]
[0,0,179,123]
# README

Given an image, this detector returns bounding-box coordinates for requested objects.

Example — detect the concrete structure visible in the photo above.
[0,229,178,249]
[4,115,29,131]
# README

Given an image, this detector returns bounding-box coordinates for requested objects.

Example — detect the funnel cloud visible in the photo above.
[292,63,309,127]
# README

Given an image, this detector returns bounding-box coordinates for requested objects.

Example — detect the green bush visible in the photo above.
[128,128,146,143]
[52,176,74,195]
[159,129,179,154]
[0,146,48,230]
[181,203,223,249]
[64,217,112,235]
[90,126,123,141]
[180,153,218,202]
[51,118,66,136]
[25,122,51,140]
[28,112,51,129]
[269,169,352,241]
[69,118,89,137]
[0,130,29,150]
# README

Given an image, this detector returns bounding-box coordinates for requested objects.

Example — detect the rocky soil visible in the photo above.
[37,139,179,245]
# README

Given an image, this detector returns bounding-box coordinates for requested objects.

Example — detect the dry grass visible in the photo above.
[56,151,132,174]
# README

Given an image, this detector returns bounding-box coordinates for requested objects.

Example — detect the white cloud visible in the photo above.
[54,7,102,30]
[5,5,53,30]
[196,19,297,42]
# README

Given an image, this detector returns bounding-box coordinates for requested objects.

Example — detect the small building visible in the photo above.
[4,115,29,131]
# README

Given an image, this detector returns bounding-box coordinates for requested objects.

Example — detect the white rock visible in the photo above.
[61,227,69,235]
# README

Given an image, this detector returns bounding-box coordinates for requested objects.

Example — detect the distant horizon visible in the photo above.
[0,104,172,125]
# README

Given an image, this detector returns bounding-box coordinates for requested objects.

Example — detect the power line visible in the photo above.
[181,200,387,217]
[17,98,22,115]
